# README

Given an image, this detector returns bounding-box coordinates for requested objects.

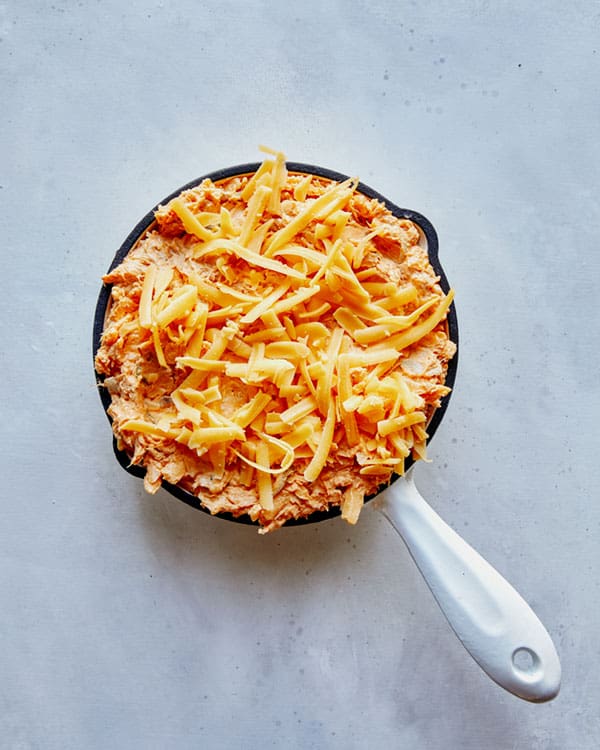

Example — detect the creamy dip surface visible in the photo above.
[95,150,456,532]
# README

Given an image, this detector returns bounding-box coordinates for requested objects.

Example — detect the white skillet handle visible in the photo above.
[373,475,561,702]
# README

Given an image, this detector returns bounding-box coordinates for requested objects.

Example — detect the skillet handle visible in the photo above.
[373,475,561,702]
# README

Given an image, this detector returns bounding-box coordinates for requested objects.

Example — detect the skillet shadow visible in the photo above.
[130,473,543,732]
[133,477,389,594]
[132,477,540,733]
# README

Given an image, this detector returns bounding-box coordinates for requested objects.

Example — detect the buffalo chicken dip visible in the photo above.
[95,148,456,532]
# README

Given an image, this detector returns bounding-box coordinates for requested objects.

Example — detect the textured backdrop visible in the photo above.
[2,1,599,748]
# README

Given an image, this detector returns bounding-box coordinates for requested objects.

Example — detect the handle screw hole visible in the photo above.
[512,647,538,674]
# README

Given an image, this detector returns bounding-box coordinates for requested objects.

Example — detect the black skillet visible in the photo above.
[92,162,458,524]
[92,163,559,703]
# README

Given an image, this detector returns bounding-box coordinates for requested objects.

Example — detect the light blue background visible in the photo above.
[2,1,599,748]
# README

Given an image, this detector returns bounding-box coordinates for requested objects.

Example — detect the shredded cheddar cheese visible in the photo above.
[96,147,456,533]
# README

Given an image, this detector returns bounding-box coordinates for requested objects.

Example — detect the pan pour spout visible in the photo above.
[373,471,561,702]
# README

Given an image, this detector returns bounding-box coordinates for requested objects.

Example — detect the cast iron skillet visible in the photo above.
[92,163,560,703]
[92,162,458,526]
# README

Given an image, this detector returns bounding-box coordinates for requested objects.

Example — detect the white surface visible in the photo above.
[2,1,599,748]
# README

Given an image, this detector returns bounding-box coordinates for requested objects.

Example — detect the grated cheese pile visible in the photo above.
[95,147,456,532]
